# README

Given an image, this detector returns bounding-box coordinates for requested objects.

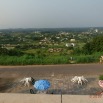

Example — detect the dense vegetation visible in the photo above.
[99,75,103,80]
[0,28,103,65]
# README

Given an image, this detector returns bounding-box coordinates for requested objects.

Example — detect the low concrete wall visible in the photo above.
[0,93,102,103]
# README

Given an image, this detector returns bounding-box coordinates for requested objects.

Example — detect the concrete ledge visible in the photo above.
[0,93,102,103]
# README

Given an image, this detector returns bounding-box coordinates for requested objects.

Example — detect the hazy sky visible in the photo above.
[0,0,103,28]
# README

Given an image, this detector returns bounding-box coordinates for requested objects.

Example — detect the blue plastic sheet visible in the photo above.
[34,80,50,91]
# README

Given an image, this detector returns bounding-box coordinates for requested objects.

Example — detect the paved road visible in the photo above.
[0,64,103,77]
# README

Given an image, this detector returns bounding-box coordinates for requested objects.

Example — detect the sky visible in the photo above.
[0,0,103,29]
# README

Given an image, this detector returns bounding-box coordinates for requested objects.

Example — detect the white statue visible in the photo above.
[71,76,88,85]
[20,77,35,87]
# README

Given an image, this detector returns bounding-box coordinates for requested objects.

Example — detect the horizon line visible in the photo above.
[0,26,103,30]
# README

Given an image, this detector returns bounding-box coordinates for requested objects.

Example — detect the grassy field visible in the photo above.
[0,51,102,65]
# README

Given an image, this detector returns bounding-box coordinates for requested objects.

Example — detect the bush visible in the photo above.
[75,55,95,63]
[8,49,24,56]
[99,75,103,80]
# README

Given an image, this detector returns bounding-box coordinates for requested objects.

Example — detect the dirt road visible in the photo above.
[0,64,103,78]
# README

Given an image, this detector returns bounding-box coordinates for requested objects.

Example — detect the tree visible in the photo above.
[8,49,23,56]
[0,48,9,55]
[82,36,103,54]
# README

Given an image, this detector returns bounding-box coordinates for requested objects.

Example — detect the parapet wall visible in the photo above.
[0,93,102,103]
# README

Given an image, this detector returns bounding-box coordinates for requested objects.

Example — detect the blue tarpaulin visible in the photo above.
[34,80,50,91]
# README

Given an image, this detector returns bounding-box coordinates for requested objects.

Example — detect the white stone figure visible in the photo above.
[71,76,78,83]
[71,76,88,85]
[100,56,103,64]
[20,77,35,87]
